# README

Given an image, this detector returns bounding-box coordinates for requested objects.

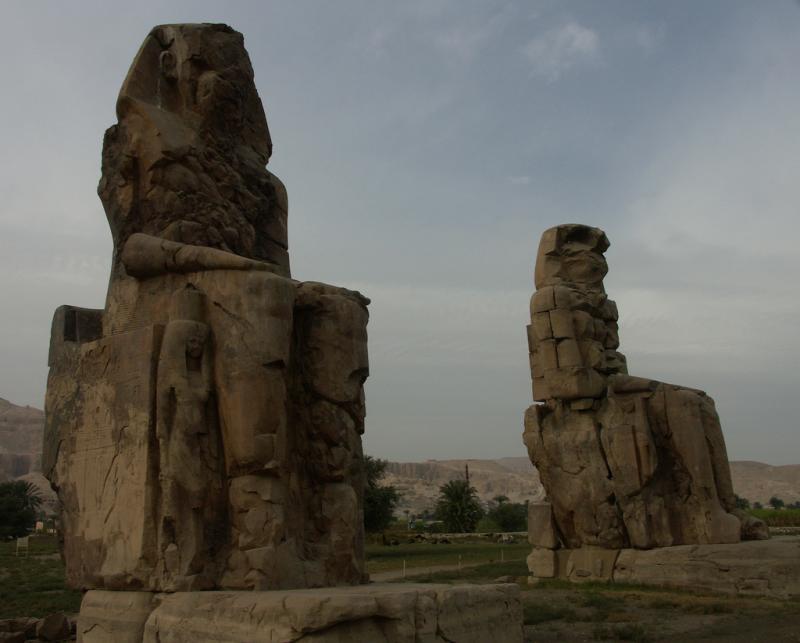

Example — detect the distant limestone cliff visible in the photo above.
[384,456,799,516]
[0,397,43,480]
[0,397,796,516]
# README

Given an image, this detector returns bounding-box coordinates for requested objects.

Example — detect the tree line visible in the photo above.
[364,456,528,534]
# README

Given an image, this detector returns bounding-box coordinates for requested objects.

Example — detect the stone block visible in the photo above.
[78,591,158,643]
[571,310,595,339]
[556,338,582,367]
[526,324,536,352]
[527,549,556,578]
[531,286,555,313]
[545,367,606,400]
[613,541,800,598]
[532,378,550,402]
[537,340,558,370]
[47,326,163,590]
[553,285,574,309]
[579,340,605,369]
[548,309,575,338]
[78,584,523,643]
[532,312,553,340]
[566,548,619,582]
[528,503,558,549]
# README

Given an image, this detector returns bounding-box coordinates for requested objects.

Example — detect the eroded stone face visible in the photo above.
[523,224,765,553]
[44,24,369,592]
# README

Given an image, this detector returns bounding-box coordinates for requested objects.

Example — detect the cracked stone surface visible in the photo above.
[523,224,767,554]
[77,584,523,643]
[43,23,369,592]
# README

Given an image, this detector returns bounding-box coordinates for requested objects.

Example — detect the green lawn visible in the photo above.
[365,540,530,574]
[0,535,81,618]
[748,508,800,527]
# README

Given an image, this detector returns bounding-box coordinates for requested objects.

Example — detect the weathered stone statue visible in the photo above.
[523,224,767,581]
[43,23,369,593]
[40,23,525,641]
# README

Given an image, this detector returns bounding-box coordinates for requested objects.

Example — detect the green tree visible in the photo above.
[434,479,484,533]
[734,494,750,510]
[769,496,785,509]
[487,496,528,532]
[0,481,42,539]
[363,456,400,533]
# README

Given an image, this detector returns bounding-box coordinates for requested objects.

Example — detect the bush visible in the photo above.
[487,498,528,532]
[0,481,41,539]
[364,456,400,533]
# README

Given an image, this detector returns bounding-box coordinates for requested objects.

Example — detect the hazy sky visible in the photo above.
[1,1,798,464]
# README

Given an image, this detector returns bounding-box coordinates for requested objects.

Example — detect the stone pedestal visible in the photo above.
[78,583,523,643]
[527,540,800,598]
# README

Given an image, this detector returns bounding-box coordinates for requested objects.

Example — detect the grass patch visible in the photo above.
[748,508,800,527]
[365,541,530,574]
[523,603,579,625]
[0,535,81,618]
[395,559,527,583]
[592,623,650,642]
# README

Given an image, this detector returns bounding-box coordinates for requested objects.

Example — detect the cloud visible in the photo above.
[632,24,665,54]
[506,176,531,185]
[433,5,514,62]
[522,22,599,80]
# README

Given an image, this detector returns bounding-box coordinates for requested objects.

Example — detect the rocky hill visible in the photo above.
[729,461,800,506]
[384,456,800,515]
[384,458,545,517]
[0,397,43,480]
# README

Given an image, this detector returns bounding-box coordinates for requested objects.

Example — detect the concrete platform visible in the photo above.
[78,582,523,642]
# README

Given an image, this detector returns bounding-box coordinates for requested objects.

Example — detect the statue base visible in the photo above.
[527,539,800,598]
[77,583,523,642]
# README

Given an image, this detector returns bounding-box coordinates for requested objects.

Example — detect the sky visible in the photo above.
[1,1,798,464]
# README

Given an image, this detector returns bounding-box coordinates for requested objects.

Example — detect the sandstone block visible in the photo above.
[528,503,558,549]
[75,584,524,643]
[527,548,556,578]
[566,547,619,582]
[526,324,535,352]
[545,366,605,400]
[556,338,582,367]
[532,378,550,402]
[532,312,553,339]
[531,286,555,313]
[613,541,800,598]
[78,591,158,643]
[548,309,575,338]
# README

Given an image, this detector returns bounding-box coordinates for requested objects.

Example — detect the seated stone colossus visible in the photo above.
[43,23,369,592]
[523,224,766,578]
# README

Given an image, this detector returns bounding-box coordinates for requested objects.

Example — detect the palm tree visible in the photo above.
[434,479,484,533]
[0,481,42,539]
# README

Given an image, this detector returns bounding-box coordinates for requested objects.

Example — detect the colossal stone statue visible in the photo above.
[523,224,767,580]
[43,23,369,592]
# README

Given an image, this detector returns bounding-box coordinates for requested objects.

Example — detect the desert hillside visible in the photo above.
[384,458,545,517]
[0,397,797,515]
[384,456,800,515]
